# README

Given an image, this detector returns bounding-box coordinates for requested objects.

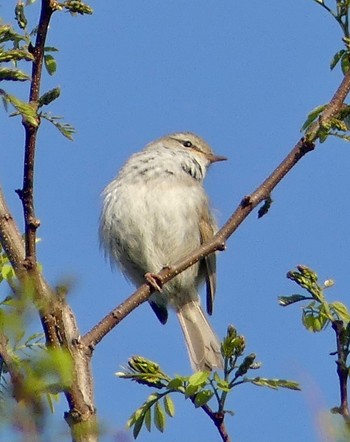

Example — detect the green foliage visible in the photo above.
[117,326,300,439]
[63,1,93,15]
[0,244,73,420]
[313,0,350,40]
[40,113,76,140]
[280,265,350,332]
[301,103,350,143]
[302,3,350,144]
[0,2,86,138]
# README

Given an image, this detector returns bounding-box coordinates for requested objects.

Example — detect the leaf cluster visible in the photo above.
[0,247,73,417]
[0,2,87,139]
[117,326,300,439]
[279,265,350,332]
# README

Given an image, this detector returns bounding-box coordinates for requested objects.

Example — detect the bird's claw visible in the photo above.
[145,272,163,292]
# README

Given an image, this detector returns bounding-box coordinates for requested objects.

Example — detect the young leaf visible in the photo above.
[0,68,30,82]
[184,382,201,398]
[15,3,28,29]
[302,305,329,332]
[187,371,210,386]
[215,377,231,392]
[251,377,300,390]
[154,402,166,433]
[132,411,145,439]
[38,87,60,107]
[0,49,34,63]
[331,302,350,322]
[194,390,214,407]
[163,394,175,417]
[278,294,310,306]
[144,407,152,432]
[330,50,346,70]
[40,113,75,140]
[4,94,38,127]
[301,104,326,131]
[167,377,184,391]
[341,53,350,75]
[44,54,57,76]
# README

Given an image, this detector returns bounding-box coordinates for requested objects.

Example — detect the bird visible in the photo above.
[99,132,226,371]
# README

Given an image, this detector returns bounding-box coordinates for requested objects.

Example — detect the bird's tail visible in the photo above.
[176,300,223,371]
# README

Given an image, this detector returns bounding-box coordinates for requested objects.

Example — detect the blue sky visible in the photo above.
[1,1,350,441]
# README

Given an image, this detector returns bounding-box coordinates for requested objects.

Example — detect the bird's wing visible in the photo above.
[199,215,216,315]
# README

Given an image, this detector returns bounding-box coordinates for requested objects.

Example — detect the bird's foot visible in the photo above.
[145,272,163,292]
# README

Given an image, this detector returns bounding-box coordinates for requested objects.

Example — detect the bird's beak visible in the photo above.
[207,153,227,163]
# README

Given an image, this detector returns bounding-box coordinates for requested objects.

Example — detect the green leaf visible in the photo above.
[144,407,152,432]
[251,377,301,390]
[4,93,38,127]
[44,54,57,76]
[331,302,350,322]
[44,46,59,52]
[0,49,34,63]
[187,371,210,386]
[167,377,184,391]
[301,104,326,131]
[330,50,346,70]
[341,53,350,75]
[15,3,28,29]
[38,87,60,107]
[154,402,165,433]
[184,382,201,397]
[302,304,329,332]
[163,394,175,417]
[318,127,329,143]
[126,407,142,428]
[278,294,309,306]
[194,390,214,407]
[132,412,145,439]
[64,1,93,15]
[1,264,15,281]
[215,378,231,392]
[41,113,75,140]
[0,67,30,82]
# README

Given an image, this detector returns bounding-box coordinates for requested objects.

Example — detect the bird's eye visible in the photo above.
[182,140,193,148]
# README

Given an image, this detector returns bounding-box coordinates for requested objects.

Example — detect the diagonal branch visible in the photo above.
[83,69,350,349]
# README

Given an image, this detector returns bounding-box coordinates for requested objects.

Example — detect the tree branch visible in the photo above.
[199,403,230,442]
[82,137,314,348]
[16,0,53,268]
[332,320,350,428]
[83,69,350,349]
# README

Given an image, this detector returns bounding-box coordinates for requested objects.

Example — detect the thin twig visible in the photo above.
[17,0,53,267]
[200,403,230,442]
